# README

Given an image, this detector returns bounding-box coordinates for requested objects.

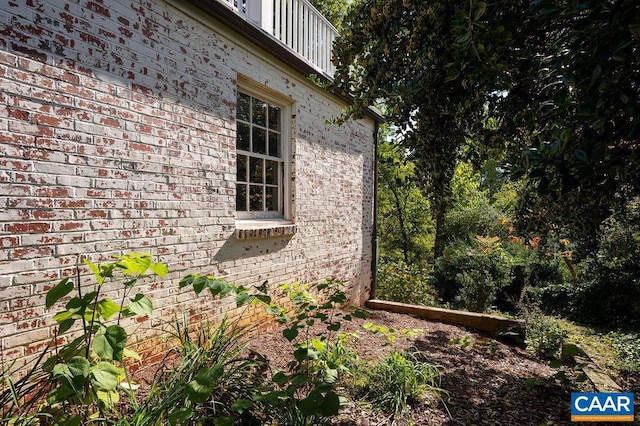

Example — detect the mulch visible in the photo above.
[248,309,636,426]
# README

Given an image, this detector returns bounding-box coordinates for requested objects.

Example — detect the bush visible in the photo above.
[432,238,510,312]
[376,261,438,306]
[523,308,567,359]
[571,198,640,328]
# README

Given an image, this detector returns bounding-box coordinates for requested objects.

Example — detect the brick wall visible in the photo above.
[0,0,375,371]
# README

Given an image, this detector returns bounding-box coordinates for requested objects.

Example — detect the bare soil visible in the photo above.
[248,309,619,426]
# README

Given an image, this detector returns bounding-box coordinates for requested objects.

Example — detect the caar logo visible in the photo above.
[571,392,635,422]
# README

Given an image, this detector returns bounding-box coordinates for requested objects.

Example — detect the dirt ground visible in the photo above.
[248,309,640,426]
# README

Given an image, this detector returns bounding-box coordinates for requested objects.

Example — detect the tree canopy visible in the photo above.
[331,0,640,250]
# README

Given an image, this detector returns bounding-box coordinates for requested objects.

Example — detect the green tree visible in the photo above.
[308,0,351,29]
[501,0,640,249]
[378,141,433,264]
[331,0,521,258]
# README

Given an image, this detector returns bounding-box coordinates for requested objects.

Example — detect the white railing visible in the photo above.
[219,0,337,78]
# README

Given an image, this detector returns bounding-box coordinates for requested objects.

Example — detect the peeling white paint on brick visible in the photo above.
[0,0,375,368]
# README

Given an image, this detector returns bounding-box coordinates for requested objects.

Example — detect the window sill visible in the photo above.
[235,219,297,240]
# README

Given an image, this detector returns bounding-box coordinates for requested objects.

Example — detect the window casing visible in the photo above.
[235,86,291,220]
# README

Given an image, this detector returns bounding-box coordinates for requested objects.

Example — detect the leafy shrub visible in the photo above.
[523,308,567,359]
[571,199,640,328]
[376,261,438,306]
[363,351,444,420]
[433,237,510,312]
[256,279,367,425]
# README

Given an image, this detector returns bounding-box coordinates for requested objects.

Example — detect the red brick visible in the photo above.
[6,222,50,234]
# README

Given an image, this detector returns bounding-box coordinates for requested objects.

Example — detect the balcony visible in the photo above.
[216,0,338,78]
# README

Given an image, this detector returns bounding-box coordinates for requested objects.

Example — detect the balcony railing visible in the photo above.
[218,0,337,78]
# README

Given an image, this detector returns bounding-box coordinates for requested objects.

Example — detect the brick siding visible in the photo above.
[0,0,375,371]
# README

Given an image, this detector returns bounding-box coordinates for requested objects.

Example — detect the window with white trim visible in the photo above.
[235,86,291,220]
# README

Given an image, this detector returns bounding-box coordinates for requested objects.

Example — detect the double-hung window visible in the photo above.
[235,85,290,221]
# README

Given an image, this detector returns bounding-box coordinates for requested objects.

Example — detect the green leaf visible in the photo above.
[91,362,120,390]
[235,292,253,307]
[97,298,120,321]
[149,261,168,277]
[272,371,289,384]
[128,294,153,317]
[46,278,74,309]
[57,318,76,335]
[283,327,298,341]
[84,259,105,285]
[168,407,193,426]
[52,356,90,390]
[561,343,581,359]
[192,276,207,295]
[549,359,563,368]
[123,347,141,360]
[93,325,127,361]
[179,274,195,288]
[327,322,341,332]
[317,390,341,416]
[186,364,223,404]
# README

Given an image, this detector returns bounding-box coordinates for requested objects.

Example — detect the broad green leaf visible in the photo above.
[97,298,120,321]
[185,364,223,404]
[192,276,207,295]
[327,322,341,331]
[235,292,253,307]
[283,327,298,341]
[298,389,324,416]
[168,407,193,426]
[272,371,289,384]
[52,356,90,390]
[93,325,127,361]
[179,275,195,288]
[123,347,141,361]
[91,362,120,390]
[84,259,105,285]
[149,261,168,277]
[117,253,152,276]
[317,390,340,416]
[46,278,74,308]
[57,318,76,335]
[128,294,153,317]
[96,389,119,406]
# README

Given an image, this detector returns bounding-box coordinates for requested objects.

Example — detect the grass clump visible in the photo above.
[362,351,444,421]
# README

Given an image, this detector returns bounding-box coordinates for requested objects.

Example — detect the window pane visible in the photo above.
[249,185,263,211]
[237,123,250,151]
[249,157,263,184]
[236,184,247,211]
[237,92,250,121]
[265,160,278,185]
[265,186,278,211]
[268,132,281,158]
[268,105,281,131]
[252,98,267,127]
[237,155,247,182]
[253,127,266,154]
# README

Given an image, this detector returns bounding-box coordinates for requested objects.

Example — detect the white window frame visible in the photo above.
[235,79,293,222]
